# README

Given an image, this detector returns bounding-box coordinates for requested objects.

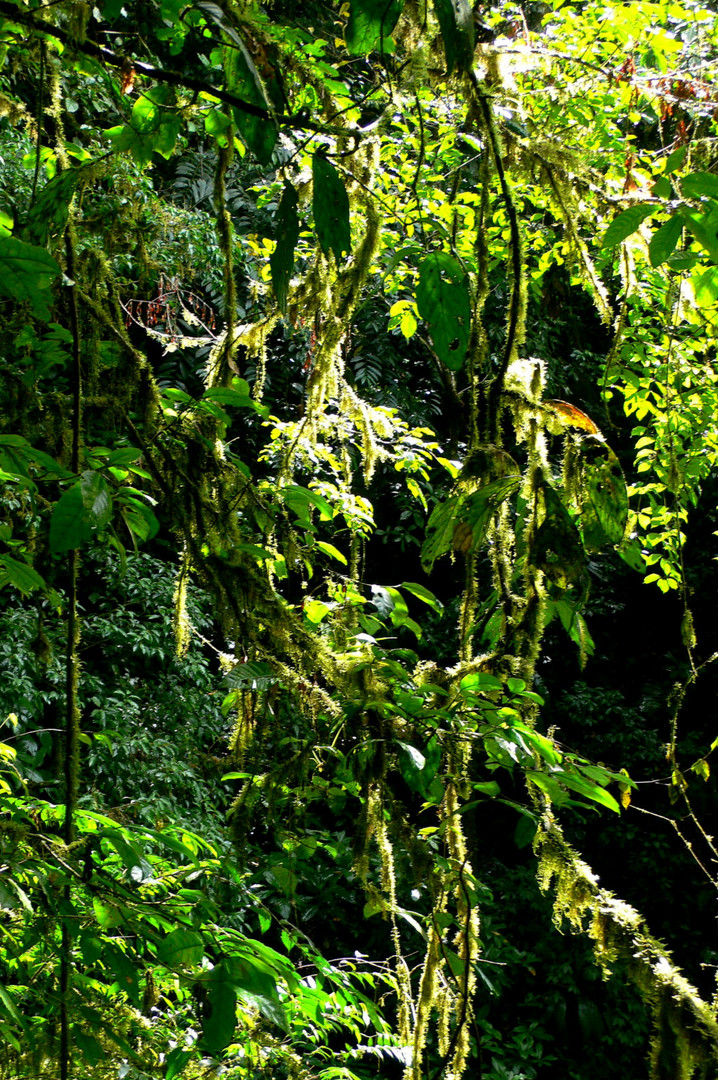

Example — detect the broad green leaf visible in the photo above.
[165,1047,194,1080]
[618,538,646,573]
[282,485,334,527]
[158,929,205,968]
[601,204,653,248]
[0,236,60,319]
[400,581,444,611]
[0,555,46,595]
[346,0,404,54]
[558,772,621,813]
[313,154,352,262]
[416,252,471,370]
[451,477,521,558]
[226,661,277,689]
[201,964,238,1054]
[49,482,93,554]
[432,0,475,74]
[225,44,276,165]
[421,493,464,573]
[683,205,718,263]
[316,541,348,564]
[649,214,683,267]
[532,484,586,588]
[80,470,113,529]
[691,266,718,308]
[270,182,300,314]
[26,169,81,245]
[682,172,718,200]
[581,439,628,546]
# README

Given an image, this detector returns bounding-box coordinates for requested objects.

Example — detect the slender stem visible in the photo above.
[60,226,82,1080]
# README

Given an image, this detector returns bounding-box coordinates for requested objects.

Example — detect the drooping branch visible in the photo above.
[536,819,718,1079]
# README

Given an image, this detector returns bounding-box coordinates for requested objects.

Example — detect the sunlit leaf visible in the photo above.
[346,0,404,54]
[416,251,471,371]
[682,172,718,200]
[545,399,600,434]
[601,204,653,248]
[649,214,683,267]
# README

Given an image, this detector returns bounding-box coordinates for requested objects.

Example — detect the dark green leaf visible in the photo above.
[581,439,628,546]
[416,251,472,370]
[270,182,300,314]
[225,44,276,164]
[49,483,93,554]
[313,154,352,262]
[201,965,237,1054]
[26,170,81,245]
[346,0,404,54]
[0,237,60,319]
[649,214,684,267]
[400,581,444,611]
[682,172,718,200]
[601,205,654,248]
[432,0,475,74]
[532,484,586,588]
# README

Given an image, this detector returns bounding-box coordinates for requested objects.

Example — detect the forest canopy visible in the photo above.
[2,0,718,1078]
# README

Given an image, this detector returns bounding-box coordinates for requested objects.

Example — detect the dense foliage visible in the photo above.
[2,0,718,1077]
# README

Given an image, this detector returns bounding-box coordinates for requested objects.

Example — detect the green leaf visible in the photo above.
[416,251,471,371]
[158,929,205,968]
[400,581,444,611]
[270,182,300,314]
[313,154,352,262]
[346,0,404,54]
[682,172,718,200]
[432,0,475,74]
[421,493,463,573]
[649,214,683,267]
[26,169,81,245]
[225,44,276,165]
[683,205,718,263]
[601,204,654,248]
[581,439,628,546]
[49,483,93,554]
[691,266,718,308]
[200,964,238,1054]
[558,772,621,813]
[0,236,60,319]
[0,555,46,595]
[316,541,347,564]
[165,1047,194,1080]
[533,484,586,589]
[80,470,113,529]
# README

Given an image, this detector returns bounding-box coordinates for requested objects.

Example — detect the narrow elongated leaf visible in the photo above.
[682,172,718,200]
[649,214,684,267]
[601,204,654,248]
[270,182,299,313]
[346,0,404,53]
[313,154,351,262]
[225,44,276,164]
[0,237,60,319]
[432,0,475,74]
[416,252,471,370]
[400,581,444,611]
